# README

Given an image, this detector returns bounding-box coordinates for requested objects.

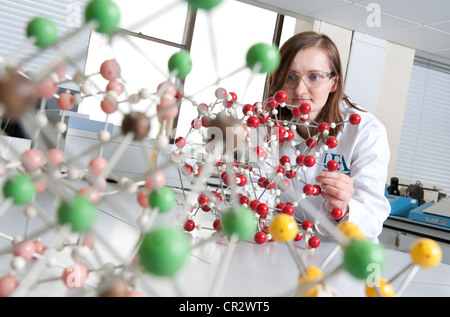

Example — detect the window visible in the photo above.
[395,56,450,194]
[0,0,91,91]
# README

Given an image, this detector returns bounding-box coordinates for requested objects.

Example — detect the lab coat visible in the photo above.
[269,103,391,240]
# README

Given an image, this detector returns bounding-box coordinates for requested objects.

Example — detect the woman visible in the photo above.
[265,31,390,240]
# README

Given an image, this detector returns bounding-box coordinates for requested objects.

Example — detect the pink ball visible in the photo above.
[137,188,149,208]
[144,170,166,190]
[57,92,74,110]
[36,77,58,99]
[34,179,47,193]
[215,87,227,99]
[157,81,177,97]
[21,148,47,171]
[0,275,19,297]
[77,185,101,203]
[100,59,121,81]
[88,157,108,176]
[62,263,89,288]
[13,240,36,260]
[100,96,118,114]
[157,98,178,120]
[47,148,64,167]
[33,240,46,255]
[106,80,124,96]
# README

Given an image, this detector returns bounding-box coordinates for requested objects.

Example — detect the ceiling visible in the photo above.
[239,0,450,64]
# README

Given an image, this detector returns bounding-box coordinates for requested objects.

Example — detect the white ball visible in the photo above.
[55,121,67,133]
[98,130,111,143]
[35,113,48,128]
[23,205,38,218]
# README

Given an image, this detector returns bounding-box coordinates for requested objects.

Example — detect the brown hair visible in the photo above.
[266,31,363,138]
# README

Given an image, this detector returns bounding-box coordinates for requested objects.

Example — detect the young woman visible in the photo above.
[265,31,391,240]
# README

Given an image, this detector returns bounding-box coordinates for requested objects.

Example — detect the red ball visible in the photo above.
[306,137,317,148]
[175,136,186,148]
[256,203,269,217]
[327,160,339,171]
[308,236,321,248]
[294,233,303,241]
[239,195,249,205]
[286,170,296,179]
[284,130,294,141]
[247,115,260,128]
[275,165,285,175]
[197,193,210,205]
[213,219,221,230]
[302,220,313,230]
[349,113,361,125]
[282,204,295,216]
[182,164,193,175]
[318,122,329,133]
[258,113,269,124]
[266,97,278,109]
[274,90,288,103]
[254,231,267,244]
[299,103,311,114]
[313,185,322,196]
[330,207,343,220]
[280,155,290,165]
[242,104,255,116]
[184,220,196,232]
[263,178,276,190]
[273,126,286,140]
[275,203,285,213]
[292,107,301,117]
[303,184,315,196]
[325,136,338,149]
[236,174,247,186]
[296,155,305,165]
[304,155,316,167]
[249,200,260,211]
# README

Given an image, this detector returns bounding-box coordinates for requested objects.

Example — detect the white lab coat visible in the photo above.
[271,103,391,240]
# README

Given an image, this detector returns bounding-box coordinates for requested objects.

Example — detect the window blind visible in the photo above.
[0,0,91,90]
[395,56,450,194]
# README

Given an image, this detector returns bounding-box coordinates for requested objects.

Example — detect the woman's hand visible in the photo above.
[315,171,354,213]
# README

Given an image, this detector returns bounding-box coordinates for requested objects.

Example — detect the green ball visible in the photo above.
[85,0,121,35]
[221,207,257,241]
[57,195,97,232]
[343,239,386,280]
[138,226,190,276]
[26,17,59,48]
[2,174,36,205]
[246,43,280,74]
[148,186,176,213]
[186,0,222,10]
[168,50,192,79]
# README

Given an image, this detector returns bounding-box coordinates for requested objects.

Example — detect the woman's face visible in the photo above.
[283,46,337,121]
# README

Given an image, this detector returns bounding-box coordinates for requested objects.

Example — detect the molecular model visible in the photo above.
[0,0,443,298]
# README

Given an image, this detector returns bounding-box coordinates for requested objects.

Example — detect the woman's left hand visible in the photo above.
[315,171,354,212]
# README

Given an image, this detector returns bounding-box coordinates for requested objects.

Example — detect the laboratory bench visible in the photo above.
[380,215,450,265]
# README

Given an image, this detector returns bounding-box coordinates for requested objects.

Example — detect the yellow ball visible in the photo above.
[298,266,324,285]
[365,278,396,297]
[297,266,324,297]
[268,214,298,243]
[410,238,442,269]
